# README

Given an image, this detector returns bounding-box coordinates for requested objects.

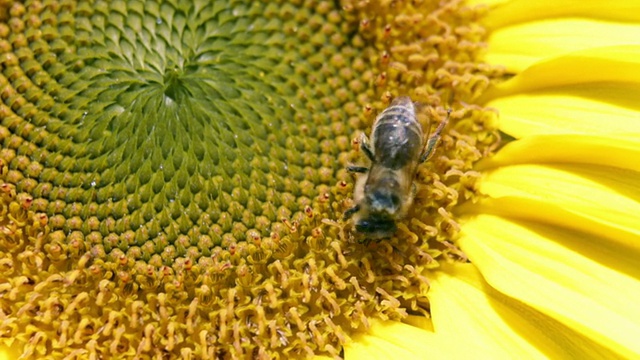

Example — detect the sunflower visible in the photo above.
[1,0,639,359]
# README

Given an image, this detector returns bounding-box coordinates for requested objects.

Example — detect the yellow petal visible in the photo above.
[402,314,434,332]
[430,263,618,359]
[482,46,640,99]
[481,46,640,137]
[477,164,640,249]
[487,91,640,137]
[463,196,640,254]
[459,215,640,358]
[344,318,457,359]
[485,19,640,72]
[481,0,640,31]
[478,134,640,172]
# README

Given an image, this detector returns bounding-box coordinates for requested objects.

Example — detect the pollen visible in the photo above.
[0,0,500,358]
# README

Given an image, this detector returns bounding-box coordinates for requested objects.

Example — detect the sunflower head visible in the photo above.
[0,0,501,358]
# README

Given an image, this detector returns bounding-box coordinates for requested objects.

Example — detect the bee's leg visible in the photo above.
[420,109,451,163]
[346,165,368,173]
[359,134,375,162]
[343,204,360,220]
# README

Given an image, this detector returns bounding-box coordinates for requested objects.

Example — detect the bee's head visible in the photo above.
[365,176,402,215]
[355,216,397,239]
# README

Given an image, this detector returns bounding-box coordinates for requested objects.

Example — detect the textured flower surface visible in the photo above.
[1,0,639,360]
[0,0,495,358]
[344,0,640,358]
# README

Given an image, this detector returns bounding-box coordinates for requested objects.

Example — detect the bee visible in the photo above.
[344,96,450,239]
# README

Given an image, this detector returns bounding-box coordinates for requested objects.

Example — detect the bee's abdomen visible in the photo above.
[372,105,423,169]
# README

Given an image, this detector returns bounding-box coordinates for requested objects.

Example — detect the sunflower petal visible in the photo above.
[478,134,640,172]
[463,196,640,255]
[343,319,457,359]
[483,46,640,98]
[485,20,640,72]
[430,263,620,358]
[486,88,640,137]
[471,0,640,27]
[477,164,640,249]
[480,46,640,136]
[431,264,544,358]
[459,215,640,358]
[403,315,434,332]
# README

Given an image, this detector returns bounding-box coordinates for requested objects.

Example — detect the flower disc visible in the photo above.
[0,0,499,358]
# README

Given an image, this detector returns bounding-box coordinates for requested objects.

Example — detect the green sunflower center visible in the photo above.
[19,1,347,251]
[0,0,500,358]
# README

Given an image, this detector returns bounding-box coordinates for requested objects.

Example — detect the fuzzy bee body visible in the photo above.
[344,96,449,239]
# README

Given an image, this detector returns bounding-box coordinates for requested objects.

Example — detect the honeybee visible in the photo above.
[344,96,450,239]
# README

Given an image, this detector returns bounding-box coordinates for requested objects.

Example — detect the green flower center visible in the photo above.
[22,1,345,249]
